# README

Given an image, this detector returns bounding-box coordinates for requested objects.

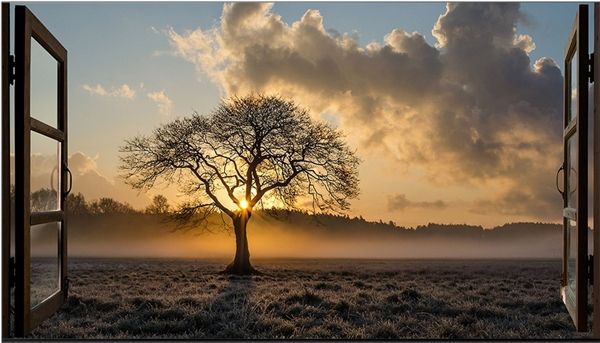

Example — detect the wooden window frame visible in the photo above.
[13,5,69,336]
[561,3,589,333]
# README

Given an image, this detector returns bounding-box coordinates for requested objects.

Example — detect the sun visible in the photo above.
[239,199,249,209]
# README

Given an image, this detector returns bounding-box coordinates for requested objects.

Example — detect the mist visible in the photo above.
[29,212,573,260]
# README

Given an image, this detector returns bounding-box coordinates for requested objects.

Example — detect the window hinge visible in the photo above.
[589,53,595,83]
[8,257,15,289]
[8,54,16,85]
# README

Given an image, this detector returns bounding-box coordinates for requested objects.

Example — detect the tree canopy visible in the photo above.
[119,94,360,274]
[119,95,360,222]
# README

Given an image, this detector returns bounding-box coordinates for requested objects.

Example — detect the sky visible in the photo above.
[8,1,593,227]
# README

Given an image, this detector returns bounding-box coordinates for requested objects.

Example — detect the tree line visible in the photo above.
[26,187,170,215]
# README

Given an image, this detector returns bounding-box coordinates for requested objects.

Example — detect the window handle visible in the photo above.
[556,163,565,198]
[65,166,73,196]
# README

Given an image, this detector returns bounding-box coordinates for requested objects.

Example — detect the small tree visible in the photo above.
[119,95,360,274]
[67,192,89,215]
[89,197,136,215]
[145,195,170,214]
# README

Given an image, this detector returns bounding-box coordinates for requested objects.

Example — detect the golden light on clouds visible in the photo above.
[166,2,565,226]
[53,3,570,228]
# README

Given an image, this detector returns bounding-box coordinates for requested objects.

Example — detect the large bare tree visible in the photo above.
[119,95,360,274]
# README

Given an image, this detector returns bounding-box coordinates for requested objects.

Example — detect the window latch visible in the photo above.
[8,54,16,85]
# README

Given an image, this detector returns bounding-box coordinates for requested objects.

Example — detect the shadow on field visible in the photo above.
[205,276,257,338]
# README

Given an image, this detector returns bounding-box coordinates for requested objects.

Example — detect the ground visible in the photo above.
[29,258,591,339]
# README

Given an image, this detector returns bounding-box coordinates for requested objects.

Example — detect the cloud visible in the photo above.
[82,83,136,99]
[147,90,173,116]
[68,151,99,174]
[388,194,447,212]
[115,84,136,99]
[29,152,150,209]
[168,3,563,220]
[82,84,108,96]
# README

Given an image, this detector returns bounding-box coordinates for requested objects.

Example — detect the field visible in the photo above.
[29,258,591,339]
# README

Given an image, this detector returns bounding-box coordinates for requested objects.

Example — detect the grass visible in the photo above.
[30,257,60,307]
[28,258,591,339]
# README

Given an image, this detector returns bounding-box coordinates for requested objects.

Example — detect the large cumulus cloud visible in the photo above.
[167,3,564,220]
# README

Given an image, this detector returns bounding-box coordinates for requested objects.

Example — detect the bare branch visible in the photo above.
[119,94,360,232]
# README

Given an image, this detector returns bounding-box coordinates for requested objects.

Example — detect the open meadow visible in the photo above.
[28,258,591,339]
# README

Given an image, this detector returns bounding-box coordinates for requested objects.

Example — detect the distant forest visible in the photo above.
[24,188,579,259]
[27,188,564,233]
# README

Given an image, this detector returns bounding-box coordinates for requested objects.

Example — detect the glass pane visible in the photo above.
[567,218,577,296]
[30,132,61,212]
[566,134,578,209]
[30,38,58,128]
[565,134,578,301]
[30,222,60,308]
[569,50,578,122]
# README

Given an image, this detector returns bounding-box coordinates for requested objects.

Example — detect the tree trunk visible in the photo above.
[224,212,258,275]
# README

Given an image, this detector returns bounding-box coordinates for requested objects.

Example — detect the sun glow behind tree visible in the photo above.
[119,94,360,274]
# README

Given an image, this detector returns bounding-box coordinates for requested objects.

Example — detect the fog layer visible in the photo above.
[29,212,576,259]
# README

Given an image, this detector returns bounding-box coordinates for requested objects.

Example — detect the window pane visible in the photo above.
[569,50,578,122]
[567,134,578,209]
[30,38,58,128]
[30,222,60,308]
[30,132,61,212]
[567,218,577,296]
[565,134,578,302]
